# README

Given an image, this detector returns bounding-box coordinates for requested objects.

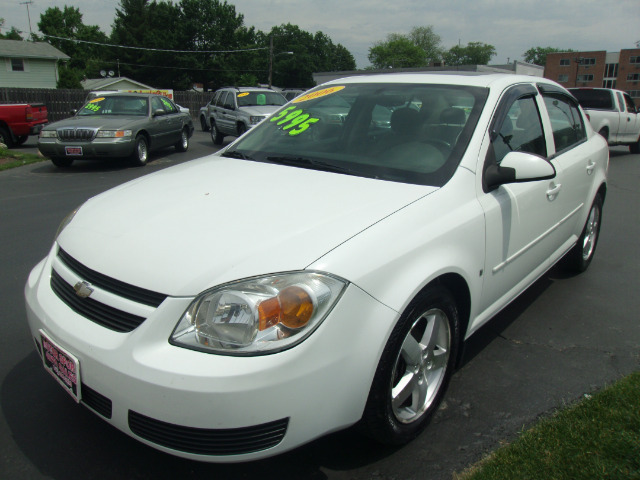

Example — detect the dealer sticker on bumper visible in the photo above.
[65,146,83,156]
[40,330,81,402]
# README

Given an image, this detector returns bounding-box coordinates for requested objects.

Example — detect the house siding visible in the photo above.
[0,57,59,88]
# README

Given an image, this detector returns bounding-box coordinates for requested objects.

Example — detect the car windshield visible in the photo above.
[225,83,488,186]
[236,91,287,107]
[77,95,149,116]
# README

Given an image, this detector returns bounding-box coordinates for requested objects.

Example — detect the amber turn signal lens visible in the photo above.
[257,285,314,331]
[279,285,313,329]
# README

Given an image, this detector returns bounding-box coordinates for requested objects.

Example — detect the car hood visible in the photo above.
[44,115,145,130]
[58,156,436,296]
[239,105,282,117]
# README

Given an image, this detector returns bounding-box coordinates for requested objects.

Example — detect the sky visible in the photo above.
[1,0,639,69]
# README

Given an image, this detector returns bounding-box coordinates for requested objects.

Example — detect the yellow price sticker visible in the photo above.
[293,86,345,103]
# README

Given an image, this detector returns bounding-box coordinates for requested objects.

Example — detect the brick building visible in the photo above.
[545,48,640,100]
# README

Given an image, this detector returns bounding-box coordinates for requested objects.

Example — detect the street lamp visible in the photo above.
[574,57,585,86]
[268,36,293,88]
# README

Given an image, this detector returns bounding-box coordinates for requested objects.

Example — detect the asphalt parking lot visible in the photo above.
[0,133,638,479]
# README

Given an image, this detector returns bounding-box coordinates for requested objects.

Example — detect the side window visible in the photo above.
[151,96,165,114]
[210,92,220,106]
[492,96,547,164]
[616,92,625,112]
[542,94,586,152]
[215,91,227,108]
[223,92,235,110]
[623,94,637,113]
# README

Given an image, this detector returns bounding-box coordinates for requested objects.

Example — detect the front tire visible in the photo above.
[130,134,149,166]
[561,194,603,273]
[200,116,209,132]
[211,120,224,145]
[361,285,460,445]
[237,123,247,137]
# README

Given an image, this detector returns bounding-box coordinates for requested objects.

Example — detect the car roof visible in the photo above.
[323,72,562,91]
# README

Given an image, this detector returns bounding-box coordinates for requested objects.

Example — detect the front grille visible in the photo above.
[57,128,96,141]
[128,411,289,456]
[51,270,146,332]
[58,248,167,307]
[82,384,112,419]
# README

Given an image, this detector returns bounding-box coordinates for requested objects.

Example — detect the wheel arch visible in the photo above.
[415,273,471,368]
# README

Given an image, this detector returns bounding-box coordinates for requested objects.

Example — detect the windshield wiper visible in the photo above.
[221,150,254,160]
[265,156,355,175]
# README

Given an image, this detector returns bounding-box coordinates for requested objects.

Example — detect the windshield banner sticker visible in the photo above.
[293,86,345,103]
[89,97,105,103]
[270,106,320,136]
[237,92,250,97]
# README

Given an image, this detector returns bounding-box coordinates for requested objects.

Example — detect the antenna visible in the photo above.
[19,1,34,40]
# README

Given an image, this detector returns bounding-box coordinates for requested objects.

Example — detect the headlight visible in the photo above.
[171,272,347,355]
[249,116,265,125]
[54,204,82,240]
[96,129,132,138]
[40,130,57,138]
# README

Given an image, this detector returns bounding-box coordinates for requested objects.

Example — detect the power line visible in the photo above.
[111,60,267,72]
[43,34,268,54]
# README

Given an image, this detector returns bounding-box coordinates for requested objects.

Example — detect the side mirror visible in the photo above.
[485,151,556,191]
[153,109,165,117]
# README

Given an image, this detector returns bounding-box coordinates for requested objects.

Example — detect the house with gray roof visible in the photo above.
[0,40,70,88]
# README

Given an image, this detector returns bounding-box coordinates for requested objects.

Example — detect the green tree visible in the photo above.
[0,17,24,40]
[37,6,109,85]
[177,0,249,90]
[443,42,496,66]
[368,26,443,69]
[523,46,574,66]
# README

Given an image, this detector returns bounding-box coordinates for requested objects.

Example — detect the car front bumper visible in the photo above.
[38,137,136,159]
[24,247,398,462]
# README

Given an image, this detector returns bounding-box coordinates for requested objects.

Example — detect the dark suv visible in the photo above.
[199,87,287,144]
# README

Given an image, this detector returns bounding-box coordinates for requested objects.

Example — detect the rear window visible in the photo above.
[569,89,614,110]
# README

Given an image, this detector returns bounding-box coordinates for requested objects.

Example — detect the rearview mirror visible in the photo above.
[484,152,556,191]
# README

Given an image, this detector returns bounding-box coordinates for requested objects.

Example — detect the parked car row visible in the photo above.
[26,73,608,462]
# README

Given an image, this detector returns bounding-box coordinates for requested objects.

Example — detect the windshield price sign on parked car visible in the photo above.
[40,330,81,402]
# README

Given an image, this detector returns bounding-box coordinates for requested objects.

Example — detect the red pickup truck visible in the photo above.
[0,103,48,148]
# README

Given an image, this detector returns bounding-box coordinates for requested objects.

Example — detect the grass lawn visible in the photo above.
[0,147,46,171]
[456,371,640,480]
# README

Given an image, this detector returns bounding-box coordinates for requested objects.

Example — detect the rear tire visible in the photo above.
[598,128,609,144]
[0,126,13,148]
[561,194,603,273]
[361,285,460,445]
[175,128,189,152]
[630,137,640,154]
[16,135,29,145]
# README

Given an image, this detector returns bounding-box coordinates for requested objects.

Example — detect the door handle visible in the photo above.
[586,160,596,175]
[546,183,562,200]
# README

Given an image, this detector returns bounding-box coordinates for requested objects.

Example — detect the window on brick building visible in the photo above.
[559,58,570,66]
[576,74,594,82]
[558,74,569,82]
[630,56,640,64]
[627,73,640,81]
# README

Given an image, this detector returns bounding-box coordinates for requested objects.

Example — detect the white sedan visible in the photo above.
[25,73,608,462]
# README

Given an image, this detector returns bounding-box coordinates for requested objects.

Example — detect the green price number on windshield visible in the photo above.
[84,103,101,112]
[270,106,320,136]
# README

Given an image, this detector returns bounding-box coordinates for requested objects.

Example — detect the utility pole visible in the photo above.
[20,1,33,40]
[268,36,274,89]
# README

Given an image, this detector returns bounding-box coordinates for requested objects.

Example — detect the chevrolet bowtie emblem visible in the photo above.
[74,281,94,298]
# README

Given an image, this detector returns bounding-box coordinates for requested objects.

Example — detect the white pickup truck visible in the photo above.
[569,87,640,153]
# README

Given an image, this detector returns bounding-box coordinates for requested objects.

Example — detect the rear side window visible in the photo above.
[569,89,613,110]
[543,94,586,153]
[623,94,637,113]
